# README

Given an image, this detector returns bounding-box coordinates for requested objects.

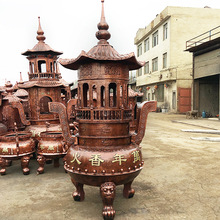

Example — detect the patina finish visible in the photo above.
[37,130,67,174]
[19,17,69,140]
[0,124,35,175]
[49,1,156,219]
[1,82,30,131]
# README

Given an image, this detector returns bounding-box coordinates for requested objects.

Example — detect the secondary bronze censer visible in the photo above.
[0,124,35,175]
[49,1,156,219]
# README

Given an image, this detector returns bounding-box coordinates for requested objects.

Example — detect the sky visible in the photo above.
[0,0,220,86]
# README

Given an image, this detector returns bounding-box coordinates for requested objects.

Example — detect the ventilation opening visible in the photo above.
[109,83,117,107]
[101,86,105,107]
[83,83,89,107]
[38,60,46,73]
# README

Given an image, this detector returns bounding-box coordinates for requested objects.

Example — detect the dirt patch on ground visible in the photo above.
[0,113,220,220]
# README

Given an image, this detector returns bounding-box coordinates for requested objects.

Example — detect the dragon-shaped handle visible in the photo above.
[10,101,30,126]
[132,101,157,145]
[66,99,77,121]
[48,102,76,146]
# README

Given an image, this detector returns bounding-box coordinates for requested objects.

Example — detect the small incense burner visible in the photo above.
[37,131,67,174]
[49,1,156,219]
[0,126,35,175]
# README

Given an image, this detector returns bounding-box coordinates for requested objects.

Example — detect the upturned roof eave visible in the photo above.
[59,52,144,71]
[22,49,63,56]
[18,81,67,89]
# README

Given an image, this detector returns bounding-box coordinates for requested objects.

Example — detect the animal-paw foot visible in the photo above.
[102,206,115,220]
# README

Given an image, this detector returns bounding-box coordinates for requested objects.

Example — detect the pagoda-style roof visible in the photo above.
[3,82,21,103]
[59,0,144,71]
[14,89,28,97]
[59,49,144,71]
[3,94,21,103]
[18,79,68,89]
[22,43,62,56]
[22,17,62,56]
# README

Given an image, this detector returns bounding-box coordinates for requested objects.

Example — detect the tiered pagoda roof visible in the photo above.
[59,0,144,70]
[19,17,67,89]
[22,17,62,56]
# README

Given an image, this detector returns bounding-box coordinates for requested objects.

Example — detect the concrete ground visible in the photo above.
[0,113,220,220]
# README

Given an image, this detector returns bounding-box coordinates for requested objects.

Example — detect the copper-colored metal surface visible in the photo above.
[0,127,35,175]
[16,18,70,173]
[19,17,67,131]
[127,88,143,133]
[36,131,67,174]
[49,1,156,219]
[1,82,29,131]
[0,123,7,135]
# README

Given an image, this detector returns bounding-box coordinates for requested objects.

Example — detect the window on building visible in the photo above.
[163,23,168,40]
[144,62,149,74]
[144,38,149,52]
[152,31,158,47]
[152,57,158,72]
[137,44,142,56]
[152,93,155,100]
[163,53,167,69]
[138,68,142,76]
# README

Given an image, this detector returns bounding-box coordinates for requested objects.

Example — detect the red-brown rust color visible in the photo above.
[49,1,157,219]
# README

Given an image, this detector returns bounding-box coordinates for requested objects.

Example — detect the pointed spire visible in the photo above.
[96,0,111,43]
[36,17,46,42]
[19,72,24,84]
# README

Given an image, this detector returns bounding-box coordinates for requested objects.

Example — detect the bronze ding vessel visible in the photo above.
[37,131,68,174]
[49,1,157,219]
[0,125,35,175]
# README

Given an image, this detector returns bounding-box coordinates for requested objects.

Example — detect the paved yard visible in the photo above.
[0,113,220,220]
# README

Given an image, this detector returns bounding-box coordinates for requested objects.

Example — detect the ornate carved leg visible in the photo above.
[100,182,116,220]
[123,181,135,198]
[0,157,7,175]
[71,178,85,201]
[21,156,30,175]
[54,158,60,168]
[37,155,46,174]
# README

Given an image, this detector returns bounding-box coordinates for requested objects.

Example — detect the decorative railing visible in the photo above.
[186,26,220,49]
[76,109,132,121]
[29,72,60,80]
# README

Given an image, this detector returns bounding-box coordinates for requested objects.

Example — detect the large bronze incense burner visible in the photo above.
[49,1,156,219]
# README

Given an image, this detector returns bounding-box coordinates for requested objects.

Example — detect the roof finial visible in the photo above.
[19,72,24,84]
[96,0,111,43]
[37,17,46,42]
